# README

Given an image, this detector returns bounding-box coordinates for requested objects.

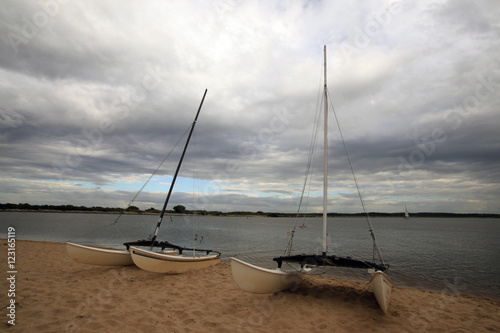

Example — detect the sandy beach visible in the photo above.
[1,240,499,332]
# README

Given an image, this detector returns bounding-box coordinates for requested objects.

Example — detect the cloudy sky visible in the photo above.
[1,0,499,214]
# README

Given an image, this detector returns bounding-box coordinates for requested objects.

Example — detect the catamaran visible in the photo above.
[230,46,393,313]
[67,90,221,273]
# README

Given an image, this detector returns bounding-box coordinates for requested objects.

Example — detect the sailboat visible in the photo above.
[230,46,393,313]
[125,89,220,273]
[66,242,135,266]
[65,129,189,267]
[404,205,410,219]
[67,90,221,273]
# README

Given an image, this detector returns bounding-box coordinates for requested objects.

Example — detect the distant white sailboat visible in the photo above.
[404,205,410,219]
[230,46,392,313]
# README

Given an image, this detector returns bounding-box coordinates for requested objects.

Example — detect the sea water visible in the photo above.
[1,212,499,299]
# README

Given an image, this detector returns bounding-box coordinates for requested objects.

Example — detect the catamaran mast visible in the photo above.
[150,89,208,246]
[272,46,388,272]
[322,45,328,256]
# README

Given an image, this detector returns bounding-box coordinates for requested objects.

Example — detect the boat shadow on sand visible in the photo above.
[278,276,384,313]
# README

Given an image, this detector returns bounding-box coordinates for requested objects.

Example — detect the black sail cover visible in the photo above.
[273,253,388,271]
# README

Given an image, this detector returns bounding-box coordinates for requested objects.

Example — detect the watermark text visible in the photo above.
[6,227,17,326]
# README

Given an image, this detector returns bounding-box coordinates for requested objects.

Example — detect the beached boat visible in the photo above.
[125,89,221,273]
[230,257,309,293]
[67,90,220,270]
[369,270,393,314]
[66,240,177,266]
[230,46,392,313]
[66,242,135,266]
[129,246,220,274]
[65,242,177,266]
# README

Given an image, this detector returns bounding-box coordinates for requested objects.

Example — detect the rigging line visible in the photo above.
[151,89,208,247]
[295,60,325,220]
[190,133,199,253]
[111,123,193,227]
[294,65,324,219]
[235,232,290,257]
[70,124,193,243]
[286,63,327,255]
[326,87,386,267]
[285,229,295,256]
[286,86,323,255]
[295,88,322,219]
[68,222,124,244]
[238,219,312,257]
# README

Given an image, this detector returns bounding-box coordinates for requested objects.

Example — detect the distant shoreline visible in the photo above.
[1,208,499,218]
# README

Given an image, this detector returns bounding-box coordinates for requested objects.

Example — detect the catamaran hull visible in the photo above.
[130,246,220,274]
[230,257,308,294]
[370,271,393,314]
[66,242,134,266]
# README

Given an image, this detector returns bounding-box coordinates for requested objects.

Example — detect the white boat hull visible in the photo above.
[230,257,309,294]
[130,246,220,274]
[66,242,134,266]
[370,271,393,314]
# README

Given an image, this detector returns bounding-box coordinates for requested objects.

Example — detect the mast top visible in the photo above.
[323,45,327,88]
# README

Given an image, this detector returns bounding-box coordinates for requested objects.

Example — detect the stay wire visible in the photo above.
[112,123,193,226]
[297,65,325,218]
[69,124,192,243]
[285,64,325,255]
[327,87,386,267]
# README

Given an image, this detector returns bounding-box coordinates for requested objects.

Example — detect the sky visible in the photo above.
[1,0,499,214]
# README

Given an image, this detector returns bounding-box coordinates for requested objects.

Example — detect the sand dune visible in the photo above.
[1,240,499,332]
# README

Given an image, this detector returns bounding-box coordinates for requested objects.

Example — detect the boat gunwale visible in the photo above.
[230,257,306,276]
[66,242,130,255]
[130,246,220,263]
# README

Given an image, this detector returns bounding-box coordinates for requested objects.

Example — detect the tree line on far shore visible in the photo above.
[0,203,499,218]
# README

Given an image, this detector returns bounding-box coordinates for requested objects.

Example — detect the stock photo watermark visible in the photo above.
[4,0,71,54]
[5,227,17,326]
[237,106,295,161]
[213,0,237,17]
[340,1,402,63]
[0,107,25,129]
[65,267,134,332]
[235,290,290,332]
[51,66,167,181]
[385,63,500,189]
[405,276,469,332]
[192,104,296,212]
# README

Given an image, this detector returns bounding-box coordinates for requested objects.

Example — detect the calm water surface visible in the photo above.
[1,212,499,299]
